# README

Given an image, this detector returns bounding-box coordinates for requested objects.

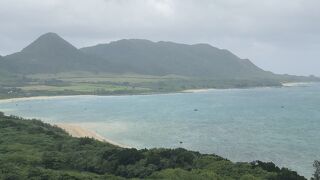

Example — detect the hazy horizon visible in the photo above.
[1,0,319,76]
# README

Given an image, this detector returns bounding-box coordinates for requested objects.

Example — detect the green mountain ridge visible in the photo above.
[1,33,117,74]
[0,33,318,84]
[80,39,272,78]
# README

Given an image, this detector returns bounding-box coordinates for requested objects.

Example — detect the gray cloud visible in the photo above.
[0,0,319,76]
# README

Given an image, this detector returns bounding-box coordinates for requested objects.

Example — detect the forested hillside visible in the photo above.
[80,39,271,78]
[1,33,115,74]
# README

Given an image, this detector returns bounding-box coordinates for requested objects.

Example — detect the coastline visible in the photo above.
[282,82,314,87]
[0,83,317,178]
[0,83,305,103]
[0,82,316,150]
[0,95,93,104]
[55,123,131,148]
[181,88,215,93]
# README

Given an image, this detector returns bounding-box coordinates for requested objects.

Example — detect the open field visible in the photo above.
[18,83,149,93]
[0,72,189,99]
[0,71,307,100]
[27,72,187,83]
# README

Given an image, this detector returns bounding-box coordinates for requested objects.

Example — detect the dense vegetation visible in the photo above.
[312,161,320,180]
[0,112,308,180]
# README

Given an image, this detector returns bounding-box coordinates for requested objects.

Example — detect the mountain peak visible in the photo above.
[21,32,77,53]
[109,39,154,45]
[38,32,61,39]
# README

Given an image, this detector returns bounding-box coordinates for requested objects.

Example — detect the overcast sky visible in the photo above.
[0,0,319,76]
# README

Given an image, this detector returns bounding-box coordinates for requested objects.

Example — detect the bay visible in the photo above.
[1,83,319,177]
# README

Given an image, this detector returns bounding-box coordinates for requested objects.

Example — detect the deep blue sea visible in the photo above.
[1,83,319,177]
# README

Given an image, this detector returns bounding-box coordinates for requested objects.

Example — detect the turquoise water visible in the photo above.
[0,83,319,177]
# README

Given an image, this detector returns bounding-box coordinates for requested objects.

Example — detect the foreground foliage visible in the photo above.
[311,160,320,180]
[0,112,307,179]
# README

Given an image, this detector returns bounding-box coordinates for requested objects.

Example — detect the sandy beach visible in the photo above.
[55,123,130,148]
[182,89,213,93]
[0,95,92,104]
[0,81,311,104]
[282,82,313,87]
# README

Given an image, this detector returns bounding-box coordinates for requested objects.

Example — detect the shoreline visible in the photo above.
[0,80,319,102]
[0,84,285,102]
[181,88,215,93]
[0,85,302,103]
[0,84,317,178]
[281,82,314,87]
[0,95,94,104]
[55,123,131,148]
[0,82,316,150]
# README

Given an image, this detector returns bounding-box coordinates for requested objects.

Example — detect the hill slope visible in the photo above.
[0,113,307,180]
[0,55,17,83]
[0,55,3,73]
[1,33,114,74]
[80,39,273,79]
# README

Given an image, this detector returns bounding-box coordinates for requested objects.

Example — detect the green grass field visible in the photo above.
[19,83,149,93]
[0,71,285,99]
